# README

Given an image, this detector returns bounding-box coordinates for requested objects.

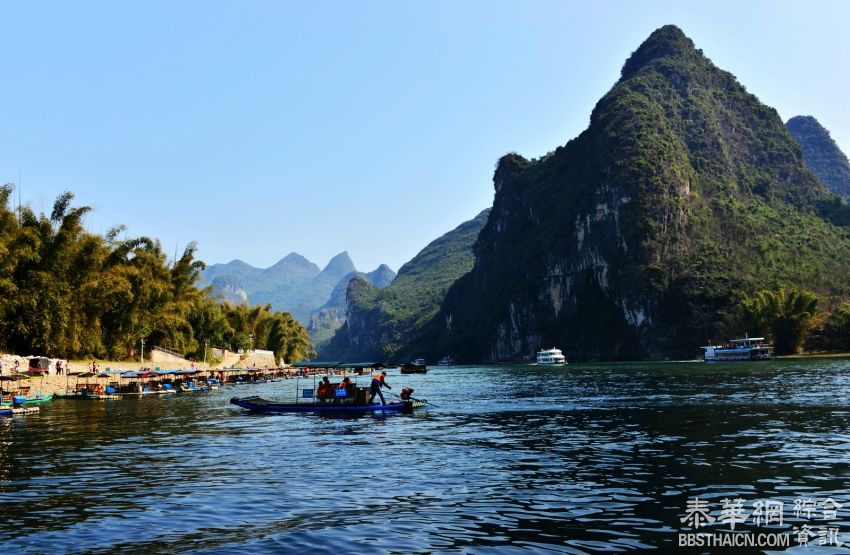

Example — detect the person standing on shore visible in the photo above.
[369,371,391,405]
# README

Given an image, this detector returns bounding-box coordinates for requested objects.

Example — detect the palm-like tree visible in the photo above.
[742,287,818,355]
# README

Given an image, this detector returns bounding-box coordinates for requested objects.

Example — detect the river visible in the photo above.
[1,360,848,553]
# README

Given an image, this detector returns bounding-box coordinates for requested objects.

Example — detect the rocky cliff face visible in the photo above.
[209,275,249,305]
[786,115,850,199]
[432,25,850,362]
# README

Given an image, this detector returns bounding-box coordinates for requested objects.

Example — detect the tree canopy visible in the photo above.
[0,186,310,363]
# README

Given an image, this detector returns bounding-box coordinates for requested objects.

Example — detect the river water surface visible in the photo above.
[1,360,849,553]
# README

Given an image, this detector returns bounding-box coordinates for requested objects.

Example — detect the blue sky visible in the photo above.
[2,1,848,272]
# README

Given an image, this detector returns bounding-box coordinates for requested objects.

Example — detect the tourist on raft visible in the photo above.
[369,371,391,405]
[316,376,332,401]
[338,376,353,395]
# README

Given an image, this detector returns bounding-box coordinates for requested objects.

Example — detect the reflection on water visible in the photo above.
[0,359,849,553]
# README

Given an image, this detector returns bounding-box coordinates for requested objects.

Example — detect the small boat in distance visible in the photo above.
[437,356,455,366]
[401,359,427,374]
[536,348,567,365]
[702,336,774,361]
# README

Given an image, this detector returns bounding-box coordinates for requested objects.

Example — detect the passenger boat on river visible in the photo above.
[230,362,427,413]
[702,335,775,362]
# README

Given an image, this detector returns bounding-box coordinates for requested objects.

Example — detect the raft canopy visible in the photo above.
[290,361,341,369]
[290,361,385,370]
[338,362,385,370]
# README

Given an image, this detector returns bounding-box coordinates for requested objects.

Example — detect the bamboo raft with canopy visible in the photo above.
[230,362,428,413]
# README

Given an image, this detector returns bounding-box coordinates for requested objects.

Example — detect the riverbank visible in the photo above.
[0,362,362,398]
[778,351,850,359]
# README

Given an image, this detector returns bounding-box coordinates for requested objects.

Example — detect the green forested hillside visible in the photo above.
[322,209,489,360]
[428,25,850,362]
[307,264,397,352]
[0,186,310,362]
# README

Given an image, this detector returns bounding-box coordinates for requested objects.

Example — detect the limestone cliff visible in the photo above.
[433,25,850,362]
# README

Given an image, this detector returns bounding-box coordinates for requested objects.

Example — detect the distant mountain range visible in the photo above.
[199,252,396,330]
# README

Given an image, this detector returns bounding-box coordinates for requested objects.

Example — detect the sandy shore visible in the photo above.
[1,349,283,398]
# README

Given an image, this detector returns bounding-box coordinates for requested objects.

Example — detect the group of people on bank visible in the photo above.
[315,371,393,404]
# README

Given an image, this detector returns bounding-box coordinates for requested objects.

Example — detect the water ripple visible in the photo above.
[1,360,849,552]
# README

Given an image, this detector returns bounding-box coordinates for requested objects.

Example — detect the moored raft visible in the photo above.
[54,392,122,400]
[0,405,40,416]
[23,394,53,404]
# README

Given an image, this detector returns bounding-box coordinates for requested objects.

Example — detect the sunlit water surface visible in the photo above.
[1,360,849,553]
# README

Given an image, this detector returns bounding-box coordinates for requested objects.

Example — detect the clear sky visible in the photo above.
[2,0,848,272]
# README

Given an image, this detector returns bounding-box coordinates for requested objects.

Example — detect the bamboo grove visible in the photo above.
[0,185,311,363]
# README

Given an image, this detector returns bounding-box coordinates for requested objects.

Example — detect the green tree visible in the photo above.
[0,187,311,364]
[741,287,819,355]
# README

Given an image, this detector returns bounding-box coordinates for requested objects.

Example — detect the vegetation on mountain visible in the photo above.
[786,115,850,199]
[0,186,310,363]
[419,25,850,362]
[806,303,850,352]
[323,209,490,360]
[306,265,396,352]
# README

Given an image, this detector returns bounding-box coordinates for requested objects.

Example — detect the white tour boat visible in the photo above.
[701,336,774,362]
[536,348,567,364]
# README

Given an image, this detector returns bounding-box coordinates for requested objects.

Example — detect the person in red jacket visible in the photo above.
[316,376,332,401]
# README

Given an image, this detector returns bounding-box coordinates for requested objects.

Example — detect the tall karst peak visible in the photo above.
[419,25,850,363]
[620,24,698,79]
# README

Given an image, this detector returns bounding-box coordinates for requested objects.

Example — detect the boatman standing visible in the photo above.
[369,371,391,405]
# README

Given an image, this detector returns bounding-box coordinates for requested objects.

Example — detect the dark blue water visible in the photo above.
[1,361,849,553]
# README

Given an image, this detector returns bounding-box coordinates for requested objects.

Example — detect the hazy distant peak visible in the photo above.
[786,115,850,198]
[323,251,356,274]
[365,264,396,288]
[270,252,320,272]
